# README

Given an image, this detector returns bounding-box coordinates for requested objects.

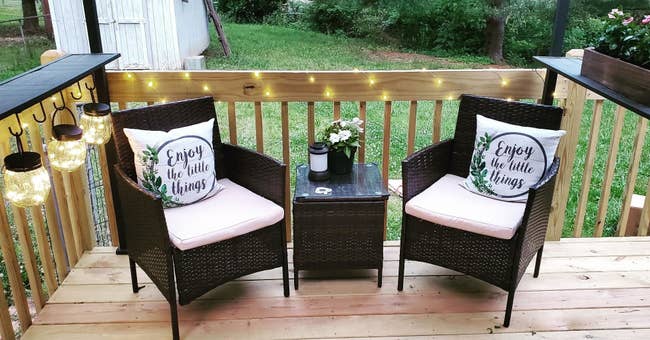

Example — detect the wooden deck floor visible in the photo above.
[23,238,650,339]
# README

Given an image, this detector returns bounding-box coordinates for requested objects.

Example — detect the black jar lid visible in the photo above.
[309,142,329,155]
[4,151,43,172]
[82,102,111,117]
[53,124,83,141]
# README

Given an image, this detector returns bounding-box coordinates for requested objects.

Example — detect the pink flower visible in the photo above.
[623,17,634,25]
[642,15,650,25]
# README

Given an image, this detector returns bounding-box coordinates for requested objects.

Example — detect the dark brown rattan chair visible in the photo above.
[110,97,290,340]
[398,94,563,327]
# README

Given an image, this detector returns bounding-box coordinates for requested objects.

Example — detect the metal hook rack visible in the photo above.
[84,74,97,103]
[32,102,48,123]
[71,82,84,100]
[51,91,78,126]
[7,113,25,153]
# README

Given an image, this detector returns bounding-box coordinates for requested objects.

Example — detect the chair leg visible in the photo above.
[129,258,144,293]
[397,244,406,291]
[170,300,180,340]
[377,263,383,288]
[282,256,290,297]
[294,269,299,290]
[279,223,290,297]
[533,246,544,278]
[503,289,516,327]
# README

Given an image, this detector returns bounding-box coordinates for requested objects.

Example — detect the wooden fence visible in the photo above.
[0,55,648,338]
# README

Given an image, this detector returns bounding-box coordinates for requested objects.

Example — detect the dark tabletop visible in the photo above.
[294,163,389,202]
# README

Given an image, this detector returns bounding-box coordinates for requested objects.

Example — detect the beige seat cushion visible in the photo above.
[164,178,284,251]
[405,174,526,239]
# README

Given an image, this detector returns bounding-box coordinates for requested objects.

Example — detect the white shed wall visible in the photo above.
[48,0,209,70]
[174,0,210,60]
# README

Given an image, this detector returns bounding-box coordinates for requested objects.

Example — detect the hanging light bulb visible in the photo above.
[3,118,51,208]
[80,103,112,145]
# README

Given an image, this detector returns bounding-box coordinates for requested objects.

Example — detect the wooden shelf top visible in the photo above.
[534,56,649,119]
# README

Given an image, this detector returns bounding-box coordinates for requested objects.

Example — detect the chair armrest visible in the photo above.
[222,143,286,207]
[113,165,176,301]
[514,158,560,280]
[402,139,453,203]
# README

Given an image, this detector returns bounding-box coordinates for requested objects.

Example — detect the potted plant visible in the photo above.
[320,117,363,174]
[581,9,650,106]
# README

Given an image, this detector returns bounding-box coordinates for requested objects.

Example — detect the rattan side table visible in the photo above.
[293,163,389,289]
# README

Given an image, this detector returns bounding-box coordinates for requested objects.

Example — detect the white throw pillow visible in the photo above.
[123,119,223,208]
[462,115,565,202]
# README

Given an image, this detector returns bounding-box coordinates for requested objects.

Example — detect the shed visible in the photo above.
[48,0,210,70]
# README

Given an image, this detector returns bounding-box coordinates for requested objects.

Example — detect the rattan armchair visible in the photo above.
[398,94,563,327]
[111,97,290,340]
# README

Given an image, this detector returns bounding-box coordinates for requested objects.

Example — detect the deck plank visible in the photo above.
[23,239,650,339]
[25,308,650,339]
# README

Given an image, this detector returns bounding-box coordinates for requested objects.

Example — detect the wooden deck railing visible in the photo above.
[0,53,648,338]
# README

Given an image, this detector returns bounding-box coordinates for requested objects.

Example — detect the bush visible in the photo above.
[216,0,287,23]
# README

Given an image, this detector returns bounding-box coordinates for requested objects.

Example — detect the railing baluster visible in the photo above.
[117,102,127,110]
[407,100,417,155]
[255,101,264,153]
[0,279,14,340]
[41,124,78,265]
[594,105,626,237]
[26,120,69,277]
[548,83,587,241]
[307,102,315,146]
[281,102,292,239]
[62,173,85,260]
[573,99,604,237]
[617,116,648,236]
[382,101,392,186]
[333,101,341,120]
[433,100,443,143]
[29,206,58,291]
[358,101,367,163]
[12,207,45,310]
[227,101,237,145]
[0,148,32,330]
[639,185,650,236]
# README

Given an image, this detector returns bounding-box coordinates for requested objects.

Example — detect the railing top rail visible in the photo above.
[106,68,549,102]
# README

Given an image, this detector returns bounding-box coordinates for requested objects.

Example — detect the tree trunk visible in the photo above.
[485,0,506,64]
[42,0,54,38]
[22,0,39,34]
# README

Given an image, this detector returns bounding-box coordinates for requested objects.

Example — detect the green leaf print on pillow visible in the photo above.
[140,145,178,207]
[469,132,496,195]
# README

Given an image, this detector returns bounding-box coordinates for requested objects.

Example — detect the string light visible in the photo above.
[447,95,454,100]
[126,73,133,79]
[506,97,513,102]
[435,78,443,86]
[501,79,509,87]
[203,84,210,92]
[382,93,389,101]
[147,81,154,88]
[324,89,332,98]
[353,68,360,73]
[309,76,315,83]
[184,72,190,79]
[51,96,56,101]
[369,78,376,86]
[161,98,168,104]
[265,89,271,97]
[253,71,261,79]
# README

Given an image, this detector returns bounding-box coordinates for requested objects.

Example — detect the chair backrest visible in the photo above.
[449,94,564,177]
[110,96,225,180]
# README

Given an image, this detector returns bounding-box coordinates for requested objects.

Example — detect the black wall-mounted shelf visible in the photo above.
[0,53,120,119]
[535,56,649,119]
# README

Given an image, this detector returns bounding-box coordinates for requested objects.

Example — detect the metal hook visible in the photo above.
[71,82,84,100]
[33,102,48,123]
[51,91,78,126]
[8,113,24,137]
[85,74,97,103]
